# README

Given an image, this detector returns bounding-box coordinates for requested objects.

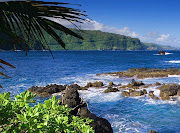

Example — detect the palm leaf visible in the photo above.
[0,1,87,88]
[0,0,87,51]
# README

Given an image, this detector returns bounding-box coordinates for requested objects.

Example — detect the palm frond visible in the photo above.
[0,0,87,51]
[0,1,87,88]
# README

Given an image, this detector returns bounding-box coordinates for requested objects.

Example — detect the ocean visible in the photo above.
[0,50,180,133]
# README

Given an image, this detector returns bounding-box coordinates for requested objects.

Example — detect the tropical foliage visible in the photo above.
[0,91,94,133]
[0,0,86,85]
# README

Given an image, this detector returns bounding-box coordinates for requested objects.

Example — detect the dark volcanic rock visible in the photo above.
[149,91,155,98]
[108,81,116,87]
[28,84,66,97]
[58,86,81,108]
[157,84,180,100]
[59,85,113,133]
[28,84,85,97]
[142,89,147,94]
[85,81,104,88]
[131,79,145,86]
[149,130,158,133]
[177,90,180,96]
[104,87,119,93]
[158,51,165,55]
[154,82,161,86]
[131,90,144,97]
[121,91,130,97]
[97,68,180,79]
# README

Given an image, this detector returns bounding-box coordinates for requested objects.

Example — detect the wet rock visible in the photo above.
[149,91,155,98]
[97,68,180,79]
[157,84,180,100]
[104,87,119,93]
[142,89,147,94]
[85,81,104,88]
[121,91,130,97]
[158,51,165,55]
[58,86,81,108]
[129,89,135,93]
[108,81,116,87]
[59,85,113,133]
[28,84,66,97]
[154,82,161,86]
[142,84,152,88]
[131,79,145,86]
[131,90,144,97]
[177,90,180,96]
[154,97,159,100]
[149,130,158,133]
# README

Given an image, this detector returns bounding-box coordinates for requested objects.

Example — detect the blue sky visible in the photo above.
[46,0,180,47]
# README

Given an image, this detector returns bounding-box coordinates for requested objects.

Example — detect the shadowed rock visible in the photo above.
[28,84,66,97]
[149,91,155,98]
[131,90,144,97]
[121,91,130,97]
[104,87,119,93]
[149,130,158,133]
[157,84,180,100]
[58,85,113,133]
[28,84,84,97]
[85,81,104,88]
[158,51,165,55]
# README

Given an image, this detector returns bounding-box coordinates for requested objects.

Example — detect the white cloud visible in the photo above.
[48,18,180,47]
[156,34,170,42]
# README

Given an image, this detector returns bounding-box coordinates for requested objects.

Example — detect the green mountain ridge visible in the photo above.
[0,29,178,51]
[45,29,178,50]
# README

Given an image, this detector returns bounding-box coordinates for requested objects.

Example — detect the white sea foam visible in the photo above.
[165,52,173,55]
[79,87,122,103]
[168,75,180,77]
[142,98,178,105]
[105,114,147,133]
[168,60,180,63]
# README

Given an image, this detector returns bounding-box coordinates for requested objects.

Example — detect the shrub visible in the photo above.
[0,91,94,133]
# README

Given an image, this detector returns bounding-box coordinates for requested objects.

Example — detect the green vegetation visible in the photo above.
[0,91,94,133]
[45,29,144,50]
[142,42,178,50]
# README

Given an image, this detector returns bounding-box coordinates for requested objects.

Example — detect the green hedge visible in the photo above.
[0,91,94,133]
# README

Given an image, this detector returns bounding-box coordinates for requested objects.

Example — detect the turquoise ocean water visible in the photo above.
[0,51,180,133]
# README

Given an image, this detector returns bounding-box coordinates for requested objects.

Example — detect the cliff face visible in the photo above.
[0,29,177,50]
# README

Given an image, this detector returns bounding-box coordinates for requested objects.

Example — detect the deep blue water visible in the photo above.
[0,50,180,133]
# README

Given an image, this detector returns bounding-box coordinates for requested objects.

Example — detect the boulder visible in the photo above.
[121,91,130,97]
[158,51,165,55]
[177,90,180,96]
[59,85,113,133]
[58,86,81,108]
[131,90,144,97]
[149,91,154,98]
[108,81,114,87]
[157,84,180,100]
[131,79,145,86]
[142,89,147,94]
[85,81,104,88]
[104,87,119,93]
[129,89,135,93]
[28,84,66,97]
[154,82,161,86]
[149,130,158,133]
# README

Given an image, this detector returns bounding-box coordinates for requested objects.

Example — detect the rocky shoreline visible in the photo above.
[27,68,180,133]
[97,68,180,79]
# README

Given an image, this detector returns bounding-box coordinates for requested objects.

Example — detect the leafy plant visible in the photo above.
[0,91,94,133]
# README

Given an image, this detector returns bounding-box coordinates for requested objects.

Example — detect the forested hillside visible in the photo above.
[0,29,177,50]
[45,29,144,50]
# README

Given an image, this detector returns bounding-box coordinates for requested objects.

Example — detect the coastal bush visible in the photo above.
[0,91,94,133]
